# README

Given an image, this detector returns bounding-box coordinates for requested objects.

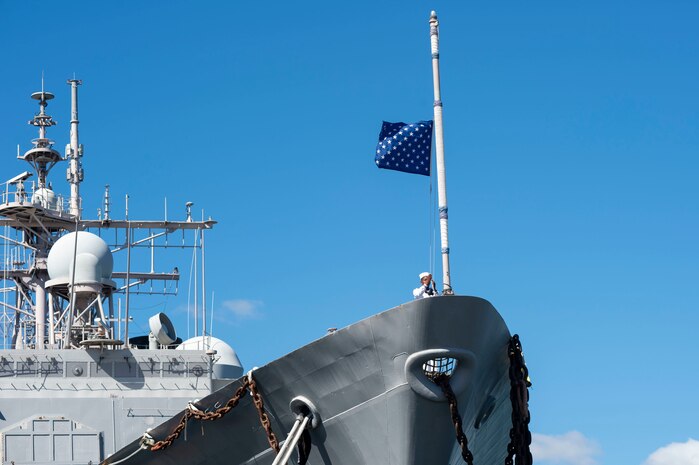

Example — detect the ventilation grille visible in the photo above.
[422,357,457,380]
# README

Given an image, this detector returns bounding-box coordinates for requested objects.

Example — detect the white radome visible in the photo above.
[177,336,244,380]
[47,231,114,283]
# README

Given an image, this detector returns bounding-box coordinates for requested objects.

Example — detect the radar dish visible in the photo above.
[149,313,177,346]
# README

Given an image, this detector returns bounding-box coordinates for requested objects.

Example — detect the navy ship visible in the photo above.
[0,11,532,465]
[104,11,533,465]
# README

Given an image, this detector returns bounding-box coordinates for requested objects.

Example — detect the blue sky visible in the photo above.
[1,2,697,464]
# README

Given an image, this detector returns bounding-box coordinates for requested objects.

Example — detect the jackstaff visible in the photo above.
[429,11,453,295]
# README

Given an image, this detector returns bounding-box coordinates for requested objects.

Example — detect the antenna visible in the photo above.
[185,202,193,222]
[25,83,60,189]
[67,78,83,218]
[103,184,111,221]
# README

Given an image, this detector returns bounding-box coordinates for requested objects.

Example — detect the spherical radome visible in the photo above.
[47,231,114,282]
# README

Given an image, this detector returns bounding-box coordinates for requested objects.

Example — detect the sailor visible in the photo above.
[413,272,437,299]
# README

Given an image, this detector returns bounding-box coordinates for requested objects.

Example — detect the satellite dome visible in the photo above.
[177,336,244,380]
[32,187,58,210]
[47,231,114,284]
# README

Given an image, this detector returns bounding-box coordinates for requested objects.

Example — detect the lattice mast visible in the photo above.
[0,81,215,350]
[22,85,63,348]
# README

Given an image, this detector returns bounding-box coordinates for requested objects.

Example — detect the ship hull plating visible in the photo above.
[108,296,514,465]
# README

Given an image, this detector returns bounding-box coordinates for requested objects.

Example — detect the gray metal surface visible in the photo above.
[0,347,233,464]
[107,296,513,465]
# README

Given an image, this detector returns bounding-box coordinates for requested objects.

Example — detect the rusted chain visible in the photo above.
[249,374,280,452]
[505,334,533,465]
[433,373,474,465]
[150,378,251,451]
[149,410,192,451]
[150,372,281,454]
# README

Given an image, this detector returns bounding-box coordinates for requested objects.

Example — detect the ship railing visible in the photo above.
[0,246,35,273]
[1,182,81,216]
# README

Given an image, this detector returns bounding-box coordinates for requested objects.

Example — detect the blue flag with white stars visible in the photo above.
[375,120,433,176]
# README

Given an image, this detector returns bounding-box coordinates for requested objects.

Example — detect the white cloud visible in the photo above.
[643,438,699,465]
[531,431,601,465]
[220,299,263,320]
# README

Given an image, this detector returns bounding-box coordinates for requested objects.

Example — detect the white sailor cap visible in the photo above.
[419,272,432,279]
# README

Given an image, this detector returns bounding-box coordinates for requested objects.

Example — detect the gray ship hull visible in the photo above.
[107,296,514,465]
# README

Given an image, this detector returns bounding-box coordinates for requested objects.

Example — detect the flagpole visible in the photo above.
[429,11,454,295]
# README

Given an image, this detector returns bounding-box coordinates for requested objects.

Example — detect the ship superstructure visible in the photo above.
[0,11,533,465]
[0,82,243,464]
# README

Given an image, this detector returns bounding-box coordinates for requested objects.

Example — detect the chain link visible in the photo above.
[150,378,251,451]
[433,373,474,465]
[432,335,533,465]
[150,373,281,454]
[505,334,533,465]
[297,429,312,465]
[249,374,281,452]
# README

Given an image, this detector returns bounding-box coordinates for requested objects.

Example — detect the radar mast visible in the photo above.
[24,87,62,190]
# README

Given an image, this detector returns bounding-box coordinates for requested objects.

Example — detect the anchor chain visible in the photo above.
[249,373,280,452]
[505,334,533,465]
[150,373,279,453]
[433,373,474,465]
[297,429,312,465]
